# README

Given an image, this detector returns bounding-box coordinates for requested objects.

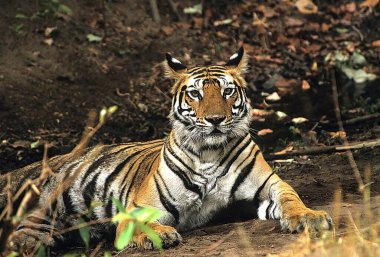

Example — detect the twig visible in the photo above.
[343,113,380,125]
[352,25,364,41]
[264,139,380,160]
[154,85,172,101]
[89,240,106,257]
[101,0,107,41]
[149,0,161,24]
[331,68,365,192]
[166,0,183,21]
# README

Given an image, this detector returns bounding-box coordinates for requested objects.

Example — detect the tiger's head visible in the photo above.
[164,47,251,148]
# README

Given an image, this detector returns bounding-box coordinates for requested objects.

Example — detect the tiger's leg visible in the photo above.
[233,150,333,234]
[115,210,182,250]
[7,208,62,253]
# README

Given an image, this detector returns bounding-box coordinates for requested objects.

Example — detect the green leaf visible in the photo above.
[104,252,112,257]
[86,33,103,43]
[99,107,107,124]
[58,4,73,15]
[6,252,19,257]
[112,212,131,223]
[15,13,28,19]
[131,207,162,223]
[111,197,126,213]
[78,218,90,249]
[107,105,118,115]
[30,140,40,149]
[36,246,46,257]
[115,221,135,250]
[183,3,202,14]
[136,223,162,250]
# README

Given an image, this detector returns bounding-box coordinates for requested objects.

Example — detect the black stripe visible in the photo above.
[163,151,203,198]
[83,172,101,207]
[123,151,158,207]
[166,142,205,178]
[230,149,261,198]
[81,145,134,186]
[266,200,274,219]
[62,189,76,215]
[156,172,176,201]
[154,175,180,223]
[102,143,162,202]
[252,172,276,203]
[189,68,206,76]
[105,193,114,217]
[218,136,252,178]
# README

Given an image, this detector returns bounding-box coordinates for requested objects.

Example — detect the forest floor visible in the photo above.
[0,0,379,256]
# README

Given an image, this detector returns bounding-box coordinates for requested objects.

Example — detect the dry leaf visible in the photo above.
[275,145,294,155]
[258,129,273,136]
[345,2,356,12]
[329,131,347,139]
[276,111,288,120]
[161,26,174,36]
[371,40,380,47]
[302,80,311,90]
[251,109,274,117]
[295,0,318,14]
[284,17,304,27]
[266,92,281,101]
[44,26,57,37]
[360,0,379,8]
[193,17,203,29]
[292,117,309,124]
[43,38,54,46]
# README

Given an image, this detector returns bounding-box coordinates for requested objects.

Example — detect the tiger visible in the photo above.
[0,47,333,253]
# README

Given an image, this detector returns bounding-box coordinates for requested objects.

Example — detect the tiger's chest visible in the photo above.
[175,163,237,231]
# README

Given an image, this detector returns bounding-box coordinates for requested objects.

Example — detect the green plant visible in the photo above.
[111,197,163,250]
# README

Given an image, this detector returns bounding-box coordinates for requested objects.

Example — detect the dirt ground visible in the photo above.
[0,0,379,256]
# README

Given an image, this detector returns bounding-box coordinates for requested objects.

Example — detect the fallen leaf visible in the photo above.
[251,109,274,117]
[161,26,174,36]
[44,26,57,37]
[371,40,380,47]
[345,2,356,12]
[216,31,229,39]
[276,111,288,120]
[266,92,281,101]
[302,80,311,90]
[321,23,332,32]
[193,17,203,29]
[360,0,379,8]
[86,34,102,43]
[284,17,304,27]
[295,0,318,14]
[329,131,347,139]
[184,3,202,14]
[275,145,294,155]
[213,19,232,26]
[43,38,54,46]
[258,129,273,136]
[292,117,309,124]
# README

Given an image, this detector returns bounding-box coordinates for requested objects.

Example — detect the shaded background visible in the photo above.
[0,1,380,255]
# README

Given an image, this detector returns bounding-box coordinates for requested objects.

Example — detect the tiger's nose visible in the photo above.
[205,115,226,125]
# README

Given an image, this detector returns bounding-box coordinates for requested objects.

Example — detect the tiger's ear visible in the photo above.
[163,53,188,80]
[225,47,249,75]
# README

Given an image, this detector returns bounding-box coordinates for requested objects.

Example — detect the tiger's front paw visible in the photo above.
[281,208,333,234]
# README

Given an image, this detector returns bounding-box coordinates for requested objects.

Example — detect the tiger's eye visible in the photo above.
[224,88,234,96]
[188,90,200,99]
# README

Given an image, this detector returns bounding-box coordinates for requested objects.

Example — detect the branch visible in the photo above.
[149,0,161,24]
[264,139,380,160]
